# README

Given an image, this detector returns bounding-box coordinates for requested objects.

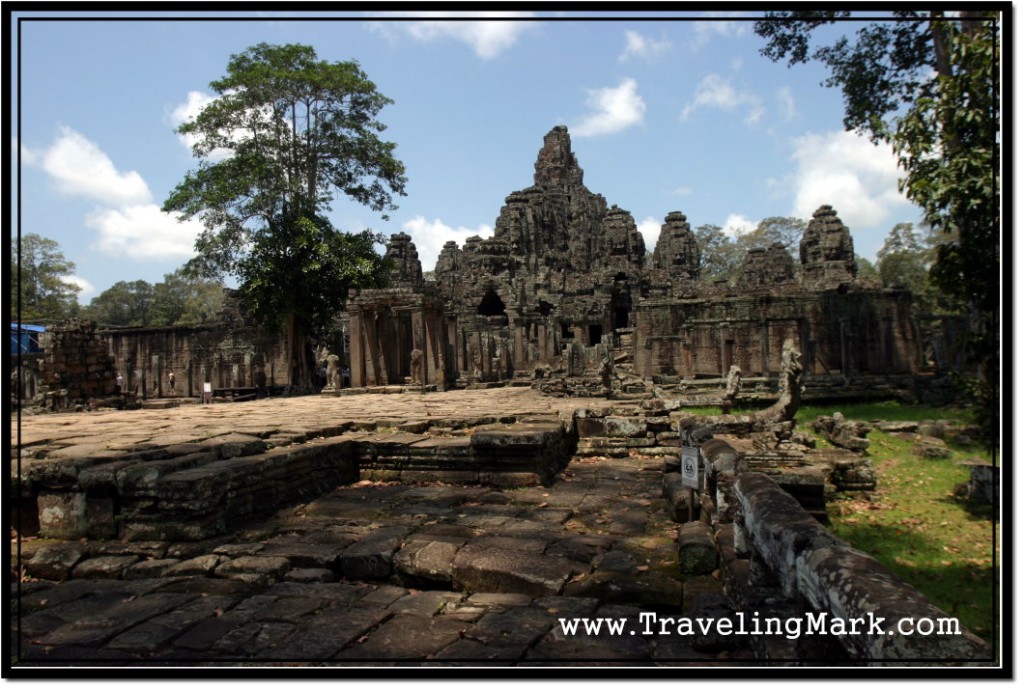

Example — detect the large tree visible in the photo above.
[756,12,1000,443]
[151,267,226,326]
[83,280,156,327]
[11,233,81,322]
[163,43,407,388]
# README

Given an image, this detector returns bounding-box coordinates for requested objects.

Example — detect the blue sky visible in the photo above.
[12,9,924,303]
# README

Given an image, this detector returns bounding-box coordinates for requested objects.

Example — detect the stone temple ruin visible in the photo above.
[11,127,993,667]
[347,126,920,399]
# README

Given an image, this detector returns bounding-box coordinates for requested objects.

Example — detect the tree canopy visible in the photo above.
[162,43,407,387]
[693,216,807,284]
[12,233,81,322]
[756,12,1000,445]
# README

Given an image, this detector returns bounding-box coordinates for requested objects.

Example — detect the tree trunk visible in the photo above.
[285,312,315,392]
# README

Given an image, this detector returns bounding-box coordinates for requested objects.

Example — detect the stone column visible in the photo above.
[760,321,770,376]
[350,308,365,388]
[151,355,161,398]
[718,324,729,378]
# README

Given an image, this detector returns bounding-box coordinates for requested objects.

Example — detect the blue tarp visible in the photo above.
[10,323,45,355]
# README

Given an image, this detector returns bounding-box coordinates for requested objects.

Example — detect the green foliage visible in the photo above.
[82,280,156,327]
[11,233,81,322]
[151,267,226,325]
[237,216,388,334]
[743,216,806,257]
[163,43,408,384]
[693,224,740,282]
[854,255,881,284]
[876,222,948,316]
[693,217,807,284]
[756,12,1001,446]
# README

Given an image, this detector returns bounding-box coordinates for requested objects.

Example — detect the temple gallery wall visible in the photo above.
[27,126,941,407]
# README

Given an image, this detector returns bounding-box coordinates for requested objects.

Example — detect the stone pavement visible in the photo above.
[11,390,751,667]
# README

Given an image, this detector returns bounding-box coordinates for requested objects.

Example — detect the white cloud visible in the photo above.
[86,204,204,260]
[723,213,757,238]
[690,14,748,51]
[672,186,693,197]
[26,127,205,262]
[788,130,914,229]
[401,215,494,272]
[681,73,763,125]
[777,86,797,121]
[368,12,535,59]
[169,91,241,162]
[23,126,151,206]
[637,216,662,251]
[63,275,96,301]
[573,78,646,137]
[619,30,671,62]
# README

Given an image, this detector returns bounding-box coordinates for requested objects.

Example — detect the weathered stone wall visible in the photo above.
[102,321,290,398]
[633,289,920,379]
[36,319,120,410]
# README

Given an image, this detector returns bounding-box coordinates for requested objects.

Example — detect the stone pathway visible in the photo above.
[12,390,753,666]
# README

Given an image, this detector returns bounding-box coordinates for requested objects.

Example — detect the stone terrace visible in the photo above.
[12,389,740,666]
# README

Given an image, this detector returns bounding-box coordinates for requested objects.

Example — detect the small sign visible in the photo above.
[203,382,212,393]
[680,446,702,490]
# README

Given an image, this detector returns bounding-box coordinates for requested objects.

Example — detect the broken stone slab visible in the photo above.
[812,413,870,452]
[115,452,216,496]
[284,568,335,584]
[212,543,266,559]
[260,606,390,660]
[394,539,462,587]
[123,559,180,580]
[470,422,565,451]
[337,526,409,581]
[36,591,197,649]
[453,547,577,597]
[912,437,953,459]
[164,554,224,578]
[686,591,744,653]
[105,594,239,654]
[682,574,724,612]
[70,555,140,579]
[197,432,268,459]
[461,606,554,651]
[335,612,467,660]
[260,541,349,569]
[677,522,717,576]
[576,416,647,438]
[563,570,683,610]
[874,421,919,433]
[214,556,292,585]
[25,543,88,581]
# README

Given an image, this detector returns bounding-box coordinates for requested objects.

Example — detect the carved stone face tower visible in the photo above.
[799,205,857,289]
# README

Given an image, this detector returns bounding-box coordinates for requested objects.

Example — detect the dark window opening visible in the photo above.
[614,307,630,329]
[478,289,507,317]
[538,300,554,317]
[588,324,603,346]
[561,323,574,339]
[614,272,629,283]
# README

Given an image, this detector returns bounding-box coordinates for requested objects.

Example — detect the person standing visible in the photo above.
[168,370,176,397]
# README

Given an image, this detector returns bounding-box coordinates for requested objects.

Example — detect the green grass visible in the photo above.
[796,400,975,425]
[807,407,997,646]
